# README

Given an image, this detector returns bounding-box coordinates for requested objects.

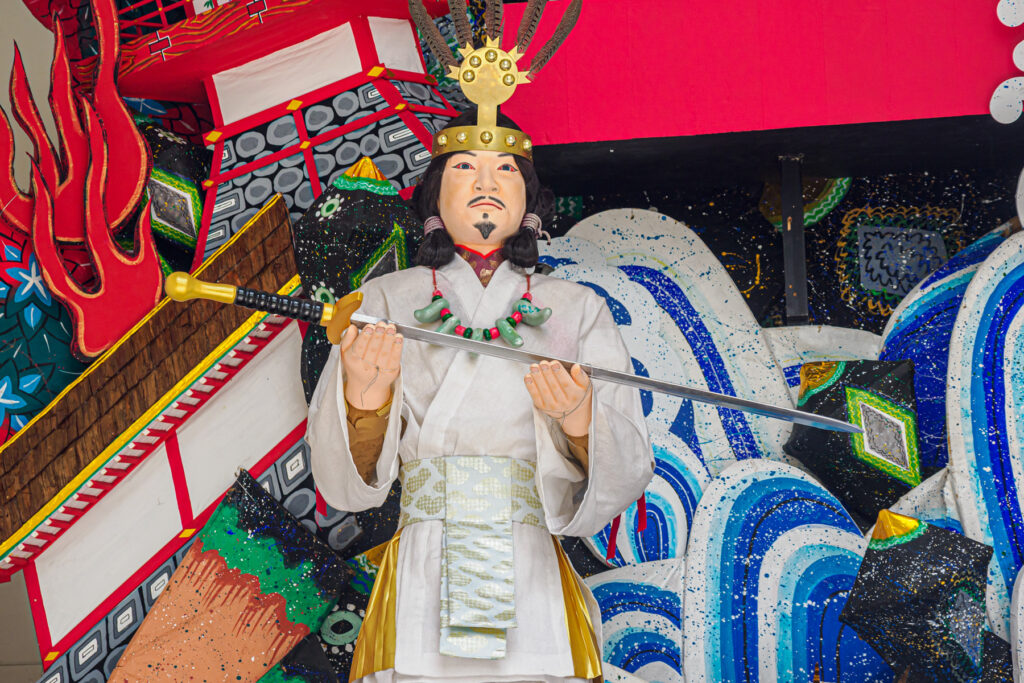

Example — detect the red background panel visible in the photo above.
[501,0,1018,144]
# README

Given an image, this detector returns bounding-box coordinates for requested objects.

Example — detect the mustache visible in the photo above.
[468,196,506,209]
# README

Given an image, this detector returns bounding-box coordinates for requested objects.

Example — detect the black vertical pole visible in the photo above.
[779,155,809,325]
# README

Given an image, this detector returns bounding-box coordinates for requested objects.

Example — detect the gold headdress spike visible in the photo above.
[409,0,583,161]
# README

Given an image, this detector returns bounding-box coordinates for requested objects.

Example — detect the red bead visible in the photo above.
[490,327,500,338]
[522,292,532,301]
[454,325,466,335]
[511,311,523,323]
[433,290,443,297]
[440,308,451,317]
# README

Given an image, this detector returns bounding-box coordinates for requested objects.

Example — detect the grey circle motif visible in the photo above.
[374,153,403,178]
[336,141,361,166]
[235,131,266,158]
[274,167,305,194]
[333,91,360,118]
[294,184,315,211]
[266,116,299,146]
[360,135,381,156]
[305,104,334,132]
[314,153,336,177]
[244,178,274,205]
[284,489,315,518]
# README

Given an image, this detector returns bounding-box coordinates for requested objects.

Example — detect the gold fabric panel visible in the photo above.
[348,531,401,682]
[552,537,603,681]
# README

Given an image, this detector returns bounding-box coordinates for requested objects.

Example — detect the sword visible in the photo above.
[165,272,861,434]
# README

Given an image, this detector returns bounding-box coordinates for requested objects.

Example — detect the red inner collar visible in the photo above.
[455,244,502,259]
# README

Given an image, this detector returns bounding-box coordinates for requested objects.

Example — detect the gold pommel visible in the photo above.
[164,271,237,304]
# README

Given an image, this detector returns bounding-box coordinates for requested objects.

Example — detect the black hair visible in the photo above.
[411,109,554,269]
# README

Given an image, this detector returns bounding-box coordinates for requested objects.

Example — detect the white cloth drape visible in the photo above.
[308,257,654,682]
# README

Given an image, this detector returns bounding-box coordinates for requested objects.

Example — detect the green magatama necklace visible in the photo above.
[414,269,551,347]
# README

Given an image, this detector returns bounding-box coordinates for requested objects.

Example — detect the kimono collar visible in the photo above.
[455,245,506,287]
[436,252,523,325]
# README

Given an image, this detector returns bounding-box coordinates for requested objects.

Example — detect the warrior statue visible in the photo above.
[306,1,655,680]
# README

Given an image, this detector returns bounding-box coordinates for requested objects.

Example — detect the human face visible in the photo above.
[438,150,526,251]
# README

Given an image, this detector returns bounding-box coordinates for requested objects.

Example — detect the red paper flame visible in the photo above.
[30,100,162,359]
[2,0,162,358]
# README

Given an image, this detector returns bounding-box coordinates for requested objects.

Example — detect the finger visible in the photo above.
[364,322,388,361]
[570,363,591,390]
[539,361,569,404]
[550,362,580,399]
[351,323,374,358]
[533,363,562,408]
[383,333,404,371]
[339,325,359,354]
[528,364,553,411]
[523,372,545,408]
[375,325,399,365]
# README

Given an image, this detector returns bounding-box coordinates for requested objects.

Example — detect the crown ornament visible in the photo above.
[409,0,582,161]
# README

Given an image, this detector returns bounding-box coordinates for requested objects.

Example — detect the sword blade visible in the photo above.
[351,313,861,434]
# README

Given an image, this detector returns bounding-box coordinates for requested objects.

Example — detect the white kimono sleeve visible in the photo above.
[306,285,406,512]
[534,294,654,537]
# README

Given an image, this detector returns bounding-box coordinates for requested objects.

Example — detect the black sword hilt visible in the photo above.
[164,272,363,338]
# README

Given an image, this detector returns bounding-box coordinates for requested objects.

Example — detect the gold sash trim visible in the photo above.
[348,531,602,681]
[349,530,401,682]
[552,537,604,680]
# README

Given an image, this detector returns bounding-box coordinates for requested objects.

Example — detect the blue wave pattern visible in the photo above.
[950,235,1024,632]
[589,560,684,682]
[882,230,1004,469]
[619,265,762,461]
[684,461,889,682]
[591,434,710,566]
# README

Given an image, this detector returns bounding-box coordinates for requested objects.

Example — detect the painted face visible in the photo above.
[438,150,526,250]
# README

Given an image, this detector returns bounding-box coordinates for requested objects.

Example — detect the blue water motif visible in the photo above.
[684,461,889,682]
[620,265,761,461]
[882,229,1005,469]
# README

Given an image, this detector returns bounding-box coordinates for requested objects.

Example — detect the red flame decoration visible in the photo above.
[1,0,162,359]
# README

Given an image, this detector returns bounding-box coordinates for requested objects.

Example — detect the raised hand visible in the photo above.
[524,360,592,437]
[340,322,403,411]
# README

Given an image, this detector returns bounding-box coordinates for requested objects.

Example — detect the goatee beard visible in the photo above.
[473,221,497,239]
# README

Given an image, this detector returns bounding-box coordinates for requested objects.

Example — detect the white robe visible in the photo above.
[307,256,654,682]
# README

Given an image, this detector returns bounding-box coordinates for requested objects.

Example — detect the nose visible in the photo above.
[474,165,498,193]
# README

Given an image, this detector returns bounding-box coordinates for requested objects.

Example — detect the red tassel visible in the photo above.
[315,488,327,522]
[605,515,621,561]
[637,494,647,532]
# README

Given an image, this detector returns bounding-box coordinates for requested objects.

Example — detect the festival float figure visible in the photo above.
[306,1,655,680]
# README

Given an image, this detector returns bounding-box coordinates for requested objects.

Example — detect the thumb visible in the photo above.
[339,325,358,353]
[570,363,590,389]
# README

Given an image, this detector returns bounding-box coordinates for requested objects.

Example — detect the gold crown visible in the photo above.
[409,0,582,162]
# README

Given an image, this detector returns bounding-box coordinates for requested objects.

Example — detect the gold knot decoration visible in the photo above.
[409,0,583,161]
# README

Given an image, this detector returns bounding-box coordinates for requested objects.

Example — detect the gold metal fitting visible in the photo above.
[433,125,533,160]
[435,37,533,160]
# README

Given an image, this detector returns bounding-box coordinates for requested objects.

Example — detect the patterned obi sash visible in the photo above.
[398,456,546,660]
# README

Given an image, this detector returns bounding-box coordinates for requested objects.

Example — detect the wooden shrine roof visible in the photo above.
[0,195,296,542]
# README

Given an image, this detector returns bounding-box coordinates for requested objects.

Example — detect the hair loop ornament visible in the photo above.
[423,216,446,235]
[520,212,551,243]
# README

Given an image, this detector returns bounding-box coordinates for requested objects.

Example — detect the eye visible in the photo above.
[498,163,519,172]
[452,162,474,170]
